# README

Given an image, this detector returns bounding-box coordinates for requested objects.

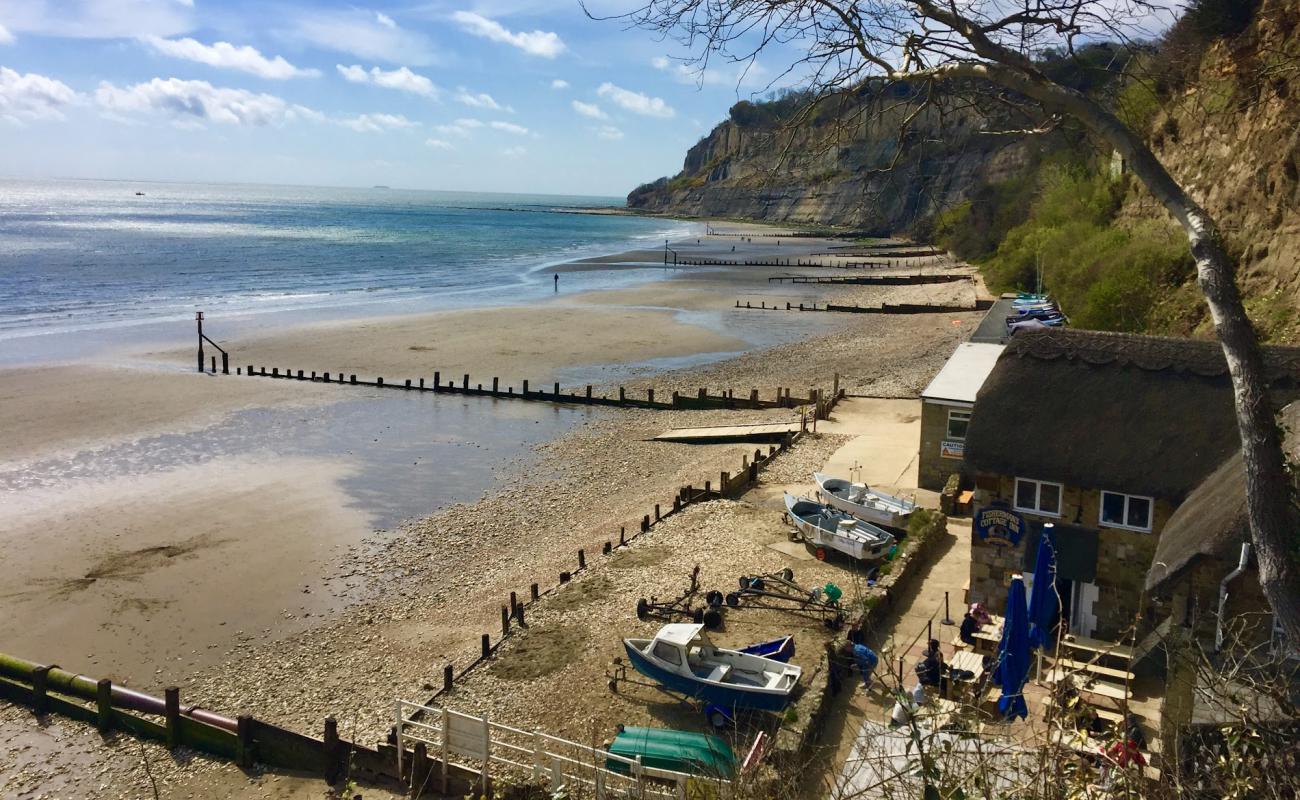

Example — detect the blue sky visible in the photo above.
[0,0,783,197]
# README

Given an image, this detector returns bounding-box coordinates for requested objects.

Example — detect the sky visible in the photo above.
[0,0,785,197]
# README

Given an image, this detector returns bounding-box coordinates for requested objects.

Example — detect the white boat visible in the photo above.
[784,493,895,562]
[813,472,915,529]
[622,624,802,711]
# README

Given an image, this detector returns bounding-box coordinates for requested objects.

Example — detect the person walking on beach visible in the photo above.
[553,273,559,292]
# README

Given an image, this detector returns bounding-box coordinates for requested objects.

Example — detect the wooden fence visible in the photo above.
[735,300,995,315]
[231,366,829,414]
[396,701,724,799]
[766,274,972,286]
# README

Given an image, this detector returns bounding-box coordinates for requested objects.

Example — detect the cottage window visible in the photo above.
[652,641,682,666]
[1099,491,1153,532]
[946,410,971,440]
[1014,478,1062,516]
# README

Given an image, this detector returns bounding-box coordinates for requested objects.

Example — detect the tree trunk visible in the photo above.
[922,62,1300,644]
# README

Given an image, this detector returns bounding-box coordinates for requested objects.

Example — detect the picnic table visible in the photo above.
[950,650,986,683]
[1059,634,1135,663]
[1044,668,1131,708]
[970,616,1004,656]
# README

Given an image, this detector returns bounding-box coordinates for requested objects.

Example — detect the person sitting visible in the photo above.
[959,609,981,646]
[890,683,930,727]
[915,639,949,695]
[969,603,993,626]
[852,643,879,690]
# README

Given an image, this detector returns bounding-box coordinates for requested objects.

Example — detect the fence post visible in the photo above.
[463,374,470,390]
[444,663,454,694]
[324,717,341,784]
[164,687,181,749]
[31,665,51,715]
[96,678,112,731]
[412,741,429,796]
[523,379,529,396]
[501,606,510,636]
[492,377,499,395]
[480,716,491,798]
[619,526,626,546]
[647,388,654,404]
[237,715,254,768]
[482,634,491,659]
[619,387,625,404]
[578,549,586,570]
[441,707,451,794]
[553,382,560,398]
[434,371,441,392]
[532,730,544,782]
[655,504,661,521]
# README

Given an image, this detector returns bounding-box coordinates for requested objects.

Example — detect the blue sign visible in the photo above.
[975,502,1026,547]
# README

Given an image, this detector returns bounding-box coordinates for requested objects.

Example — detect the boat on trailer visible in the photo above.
[622,623,801,712]
[785,493,895,562]
[813,472,915,529]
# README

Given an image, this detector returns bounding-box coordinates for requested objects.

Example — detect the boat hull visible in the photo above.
[816,490,909,529]
[622,641,795,712]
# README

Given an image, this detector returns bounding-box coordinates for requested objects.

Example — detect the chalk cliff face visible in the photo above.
[627,92,1040,233]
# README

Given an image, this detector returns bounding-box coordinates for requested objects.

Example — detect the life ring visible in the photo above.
[816,547,827,561]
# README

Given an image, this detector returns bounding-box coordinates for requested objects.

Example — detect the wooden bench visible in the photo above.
[1051,657,1136,683]
[1040,695,1124,725]
[1045,669,1130,706]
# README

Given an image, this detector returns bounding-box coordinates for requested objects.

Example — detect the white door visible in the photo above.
[1070,582,1098,637]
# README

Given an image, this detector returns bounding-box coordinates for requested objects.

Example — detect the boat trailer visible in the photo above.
[635,565,725,630]
[723,569,846,631]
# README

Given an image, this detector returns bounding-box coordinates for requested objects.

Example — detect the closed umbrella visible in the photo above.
[995,575,1031,720]
[1027,524,1058,650]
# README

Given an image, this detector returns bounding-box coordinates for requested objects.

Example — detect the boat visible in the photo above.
[739,635,795,663]
[813,472,915,529]
[604,725,736,780]
[622,623,801,712]
[785,492,895,562]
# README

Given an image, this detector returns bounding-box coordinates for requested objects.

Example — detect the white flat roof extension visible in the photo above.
[921,342,1006,405]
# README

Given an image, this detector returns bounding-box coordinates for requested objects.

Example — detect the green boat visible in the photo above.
[605,725,737,780]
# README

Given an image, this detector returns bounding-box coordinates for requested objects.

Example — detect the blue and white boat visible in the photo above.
[623,624,802,712]
[785,492,895,562]
[813,472,915,529]
[739,635,795,663]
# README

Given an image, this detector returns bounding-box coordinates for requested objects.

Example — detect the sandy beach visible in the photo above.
[0,225,986,798]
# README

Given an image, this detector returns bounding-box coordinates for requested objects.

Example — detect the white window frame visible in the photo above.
[946,409,971,441]
[1098,490,1154,532]
[1013,477,1062,517]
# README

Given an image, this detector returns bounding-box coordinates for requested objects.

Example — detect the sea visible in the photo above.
[0,178,698,365]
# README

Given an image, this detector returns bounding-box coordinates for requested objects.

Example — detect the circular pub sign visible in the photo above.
[974,501,1025,547]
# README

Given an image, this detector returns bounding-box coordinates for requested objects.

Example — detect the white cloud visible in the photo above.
[571,100,607,120]
[502,145,526,158]
[0,0,193,39]
[451,11,564,59]
[293,10,433,66]
[95,77,319,126]
[490,120,528,135]
[597,82,674,118]
[142,36,318,80]
[434,117,483,136]
[0,24,13,44]
[425,137,453,149]
[652,55,769,89]
[0,67,78,122]
[596,125,623,140]
[550,79,568,90]
[375,12,396,29]
[336,64,437,98]
[455,88,507,111]
[338,112,418,132]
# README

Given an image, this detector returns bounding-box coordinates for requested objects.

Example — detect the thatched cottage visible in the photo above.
[961,328,1300,642]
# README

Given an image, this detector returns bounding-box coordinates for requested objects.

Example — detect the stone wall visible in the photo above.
[917,400,967,492]
[969,473,1176,640]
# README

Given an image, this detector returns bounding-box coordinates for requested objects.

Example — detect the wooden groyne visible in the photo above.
[673,256,937,269]
[766,273,972,286]
[735,299,995,315]
[233,365,831,413]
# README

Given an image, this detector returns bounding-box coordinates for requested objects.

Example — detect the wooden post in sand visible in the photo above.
[433,372,441,392]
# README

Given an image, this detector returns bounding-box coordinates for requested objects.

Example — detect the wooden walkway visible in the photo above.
[652,422,802,443]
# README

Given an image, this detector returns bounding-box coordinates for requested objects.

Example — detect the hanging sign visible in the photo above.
[974,501,1025,547]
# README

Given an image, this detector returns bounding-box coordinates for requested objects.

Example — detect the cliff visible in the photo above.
[627,88,1049,233]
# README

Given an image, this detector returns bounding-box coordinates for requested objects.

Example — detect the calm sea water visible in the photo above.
[0,178,695,362]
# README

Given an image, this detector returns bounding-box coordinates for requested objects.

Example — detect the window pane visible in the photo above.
[1016,480,1036,510]
[1127,496,1151,529]
[947,411,970,439]
[1101,492,1125,525]
[1039,483,1061,515]
[653,642,681,665]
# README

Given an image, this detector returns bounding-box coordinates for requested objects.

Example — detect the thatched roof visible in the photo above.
[1145,403,1300,592]
[964,329,1300,500]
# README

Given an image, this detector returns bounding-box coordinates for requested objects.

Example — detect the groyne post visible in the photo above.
[96,678,112,731]
[164,687,180,748]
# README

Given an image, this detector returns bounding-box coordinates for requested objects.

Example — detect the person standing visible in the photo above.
[852,643,879,689]
[553,273,559,292]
